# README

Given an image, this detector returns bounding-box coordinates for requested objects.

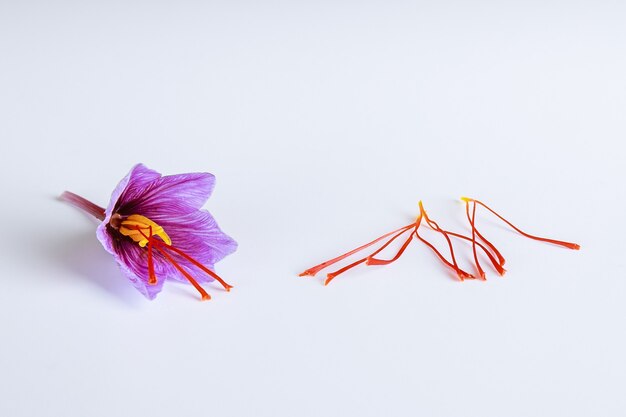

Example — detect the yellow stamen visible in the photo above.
[119,214,172,247]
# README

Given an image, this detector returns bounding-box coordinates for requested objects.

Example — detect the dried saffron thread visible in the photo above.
[366,227,416,266]
[323,209,474,283]
[304,207,478,283]
[416,212,503,277]
[466,217,506,268]
[300,197,579,285]
[442,229,506,275]
[467,201,486,280]
[324,259,367,286]
[474,226,506,268]
[418,201,474,280]
[414,222,474,281]
[299,223,416,277]
[325,224,417,285]
[461,197,581,250]
[460,200,507,268]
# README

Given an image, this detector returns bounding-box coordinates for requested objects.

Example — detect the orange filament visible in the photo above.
[133,225,232,301]
[461,197,581,250]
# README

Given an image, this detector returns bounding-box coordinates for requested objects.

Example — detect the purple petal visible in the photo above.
[101,163,161,225]
[96,227,172,299]
[114,164,162,210]
[96,164,166,299]
[117,171,215,219]
[159,209,238,284]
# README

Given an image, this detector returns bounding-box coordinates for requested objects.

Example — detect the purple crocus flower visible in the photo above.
[60,164,237,301]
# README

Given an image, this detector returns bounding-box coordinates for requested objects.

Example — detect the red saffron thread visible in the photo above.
[135,227,232,300]
[466,201,486,280]
[325,224,417,285]
[299,223,416,277]
[419,201,474,280]
[413,223,474,281]
[147,226,157,285]
[440,229,506,276]
[300,197,580,285]
[366,228,416,266]
[461,197,581,250]
[153,245,212,301]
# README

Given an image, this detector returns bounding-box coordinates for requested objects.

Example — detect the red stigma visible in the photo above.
[135,227,233,301]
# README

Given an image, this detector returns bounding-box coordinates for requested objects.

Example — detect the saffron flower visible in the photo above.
[300,197,579,285]
[60,164,237,301]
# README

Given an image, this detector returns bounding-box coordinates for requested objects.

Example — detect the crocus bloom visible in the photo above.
[300,197,579,284]
[60,164,237,301]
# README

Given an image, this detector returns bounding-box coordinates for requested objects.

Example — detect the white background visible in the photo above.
[1,1,624,416]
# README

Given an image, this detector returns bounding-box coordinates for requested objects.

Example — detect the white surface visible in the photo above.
[1,2,624,416]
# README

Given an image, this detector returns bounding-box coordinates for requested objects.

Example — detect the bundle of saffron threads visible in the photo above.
[299,197,580,285]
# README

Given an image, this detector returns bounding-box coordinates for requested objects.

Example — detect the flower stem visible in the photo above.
[59,191,106,220]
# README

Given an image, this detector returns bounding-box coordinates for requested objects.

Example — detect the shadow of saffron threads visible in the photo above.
[461,197,581,250]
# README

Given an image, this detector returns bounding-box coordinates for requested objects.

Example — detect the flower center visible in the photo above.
[110,212,232,301]
[116,214,172,247]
